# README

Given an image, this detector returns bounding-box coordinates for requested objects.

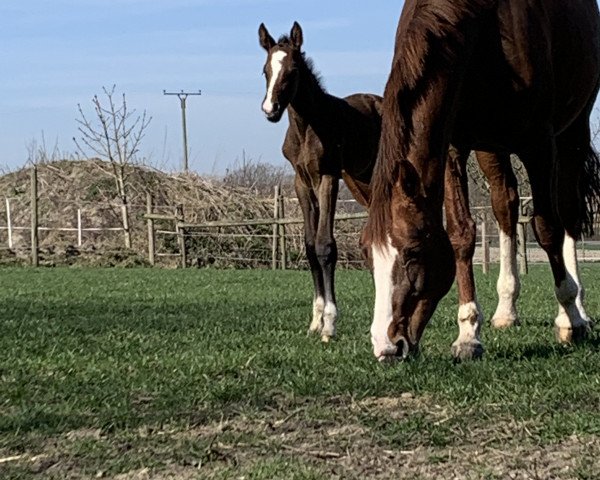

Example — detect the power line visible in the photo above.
[163,90,201,173]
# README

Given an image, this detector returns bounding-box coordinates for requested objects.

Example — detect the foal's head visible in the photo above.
[258,22,304,122]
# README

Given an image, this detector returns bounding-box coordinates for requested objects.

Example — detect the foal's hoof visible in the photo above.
[451,341,484,362]
[491,316,520,329]
[320,327,335,344]
[307,322,322,336]
[555,323,592,344]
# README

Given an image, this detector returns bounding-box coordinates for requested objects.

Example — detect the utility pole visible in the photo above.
[163,90,201,173]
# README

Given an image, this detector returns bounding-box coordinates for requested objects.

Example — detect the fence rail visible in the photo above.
[141,188,545,272]
[3,171,600,270]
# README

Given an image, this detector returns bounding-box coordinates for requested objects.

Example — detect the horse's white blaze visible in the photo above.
[556,233,589,328]
[370,238,399,359]
[455,301,483,343]
[492,230,520,323]
[262,51,287,114]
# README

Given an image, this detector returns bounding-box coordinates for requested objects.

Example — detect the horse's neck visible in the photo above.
[288,65,330,131]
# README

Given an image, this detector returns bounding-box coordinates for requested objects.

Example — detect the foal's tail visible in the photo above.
[581,143,600,237]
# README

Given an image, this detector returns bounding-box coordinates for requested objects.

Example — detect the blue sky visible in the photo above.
[0,1,403,174]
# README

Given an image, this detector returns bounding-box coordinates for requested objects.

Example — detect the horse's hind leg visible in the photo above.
[445,147,484,360]
[315,174,340,342]
[475,151,521,329]
[295,175,326,336]
[521,134,590,344]
[554,116,594,341]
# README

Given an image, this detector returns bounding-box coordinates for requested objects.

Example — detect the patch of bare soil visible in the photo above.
[2,396,598,479]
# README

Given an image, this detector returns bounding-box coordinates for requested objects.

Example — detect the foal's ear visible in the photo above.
[398,160,425,199]
[259,23,276,51]
[290,21,304,49]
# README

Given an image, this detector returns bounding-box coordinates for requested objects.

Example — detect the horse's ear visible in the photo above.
[290,21,303,49]
[259,23,276,51]
[398,160,425,199]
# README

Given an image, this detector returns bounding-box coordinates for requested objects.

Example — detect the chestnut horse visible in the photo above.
[259,22,382,341]
[364,0,600,361]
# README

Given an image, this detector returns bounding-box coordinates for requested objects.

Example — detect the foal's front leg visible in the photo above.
[315,175,340,342]
[294,176,326,336]
[445,148,484,360]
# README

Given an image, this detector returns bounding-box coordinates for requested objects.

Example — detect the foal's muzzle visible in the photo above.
[265,104,283,122]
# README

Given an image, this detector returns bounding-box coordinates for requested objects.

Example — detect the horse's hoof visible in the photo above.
[491,316,520,329]
[555,323,591,344]
[451,341,485,362]
[377,354,400,364]
[321,334,332,343]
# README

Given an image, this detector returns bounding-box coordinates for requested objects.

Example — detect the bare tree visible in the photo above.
[74,85,151,248]
[223,151,293,195]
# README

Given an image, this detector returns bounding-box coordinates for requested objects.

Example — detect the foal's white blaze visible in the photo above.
[491,230,520,326]
[262,51,287,115]
[556,233,590,328]
[370,238,399,360]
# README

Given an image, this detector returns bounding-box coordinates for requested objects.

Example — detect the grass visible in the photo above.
[1,265,600,478]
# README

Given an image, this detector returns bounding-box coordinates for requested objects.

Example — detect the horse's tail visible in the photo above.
[581,143,600,237]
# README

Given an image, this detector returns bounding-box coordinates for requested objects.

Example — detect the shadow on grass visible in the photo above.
[490,331,600,361]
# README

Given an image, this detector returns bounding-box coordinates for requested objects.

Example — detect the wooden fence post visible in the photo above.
[272,186,280,270]
[517,221,528,275]
[176,204,187,268]
[5,198,13,249]
[77,208,83,247]
[278,192,287,270]
[146,193,155,266]
[481,215,489,274]
[31,165,39,267]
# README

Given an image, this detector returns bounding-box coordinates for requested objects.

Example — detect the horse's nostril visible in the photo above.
[272,102,280,112]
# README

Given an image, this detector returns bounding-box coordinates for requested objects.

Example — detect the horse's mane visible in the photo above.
[368,0,493,246]
[276,34,327,93]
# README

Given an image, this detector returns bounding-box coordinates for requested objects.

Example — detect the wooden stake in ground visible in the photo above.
[31,165,39,267]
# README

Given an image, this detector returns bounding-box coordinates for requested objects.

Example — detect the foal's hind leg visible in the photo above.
[445,147,484,360]
[553,117,594,341]
[314,175,340,342]
[475,151,521,328]
[295,176,327,336]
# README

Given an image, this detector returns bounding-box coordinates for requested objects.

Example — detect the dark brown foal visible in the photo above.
[259,22,382,341]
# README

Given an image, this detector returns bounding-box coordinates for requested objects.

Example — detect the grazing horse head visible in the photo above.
[258,22,304,123]
[361,159,456,362]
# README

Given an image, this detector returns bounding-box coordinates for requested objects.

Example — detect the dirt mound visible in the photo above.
[0,160,274,267]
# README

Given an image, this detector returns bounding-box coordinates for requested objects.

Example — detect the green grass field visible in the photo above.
[1,266,600,479]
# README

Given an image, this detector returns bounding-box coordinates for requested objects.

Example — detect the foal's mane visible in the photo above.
[368,0,492,245]
[275,34,327,93]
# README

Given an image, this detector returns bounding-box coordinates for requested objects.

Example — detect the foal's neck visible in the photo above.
[288,58,328,127]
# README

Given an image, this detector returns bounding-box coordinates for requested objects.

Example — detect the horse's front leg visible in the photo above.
[445,147,484,361]
[315,174,339,342]
[294,175,325,335]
